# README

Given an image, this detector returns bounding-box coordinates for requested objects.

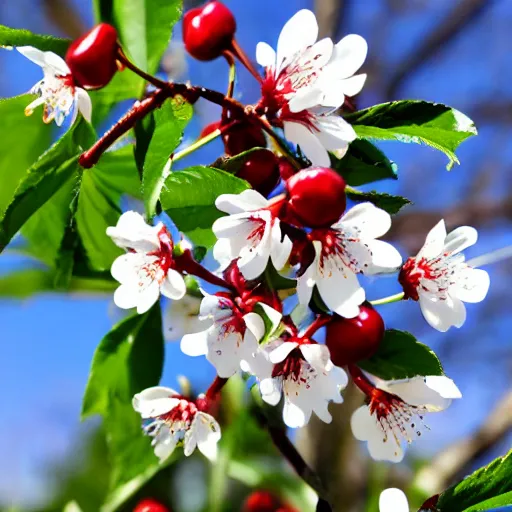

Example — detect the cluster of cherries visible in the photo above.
[133,489,298,512]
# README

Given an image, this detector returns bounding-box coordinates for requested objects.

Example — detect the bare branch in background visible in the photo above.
[414,390,512,496]
[42,0,85,38]
[385,0,493,99]
[471,102,512,124]
[314,0,345,39]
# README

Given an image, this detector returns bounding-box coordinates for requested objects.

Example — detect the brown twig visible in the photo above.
[414,390,512,496]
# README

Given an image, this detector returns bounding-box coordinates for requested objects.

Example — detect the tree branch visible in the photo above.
[385,0,493,99]
[414,390,512,496]
[314,0,346,39]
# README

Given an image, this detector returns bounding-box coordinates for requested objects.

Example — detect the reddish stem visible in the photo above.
[347,364,376,397]
[230,38,262,83]
[302,314,332,340]
[205,376,229,400]
[117,49,170,89]
[175,249,235,291]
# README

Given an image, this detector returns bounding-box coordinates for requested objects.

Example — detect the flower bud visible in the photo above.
[65,23,119,89]
[182,1,236,61]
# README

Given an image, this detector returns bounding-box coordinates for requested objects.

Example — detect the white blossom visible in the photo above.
[256,9,367,166]
[351,375,461,462]
[297,202,402,318]
[212,189,292,280]
[163,293,208,341]
[379,488,409,512]
[181,293,279,378]
[248,341,348,428]
[17,46,91,126]
[400,220,490,332]
[133,386,221,461]
[107,211,186,314]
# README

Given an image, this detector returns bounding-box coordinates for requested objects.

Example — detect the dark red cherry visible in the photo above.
[285,167,346,228]
[182,1,236,61]
[242,491,282,512]
[278,157,297,181]
[237,149,280,197]
[65,23,119,89]
[200,120,222,139]
[133,498,169,512]
[223,120,267,156]
[325,303,385,367]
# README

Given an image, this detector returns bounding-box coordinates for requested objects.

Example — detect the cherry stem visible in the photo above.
[175,249,235,291]
[347,364,376,397]
[254,407,331,509]
[230,38,262,83]
[205,376,229,400]
[369,292,405,306]
[117,49,170,90]
[302,314,332,339]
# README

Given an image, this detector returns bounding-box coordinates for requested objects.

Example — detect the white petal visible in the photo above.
[296,265,316,307]
[260,377,282,405]
[243,312,266,342]
[269,341,299,363]
[419,294,467,332]
[256,41,276,68]
[288,88,324,113]
[284,121,330,166]
[206,330,244,378]
[300,344,332,372]
[330,34,368,79]
[134,281,160,314]
[366,239,403,273]
[444,226,478,255]
[181,329,209,357]
[282,400,308,428]
[339,73,367,97]
[160,269,186,300]
[350,405,375,441]
[132,386,180,417]
[17,46,47,67]
[106,211,160,252]
[315,115,357,149]
[270,221,292,270]
[153,430,177,461]
[192,412,221,460]
[379,488,409,512]
[339,202,392,239]
[425,376,462,399]
[276,9,318,71]
[450,267,490,303]
[417,220,447,260]
[75,88,92,122]
[215,189,268,215]
[43,51,71,75]
[256,303,282,335]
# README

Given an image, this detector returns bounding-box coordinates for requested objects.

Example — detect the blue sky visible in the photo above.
[0,0,511,507]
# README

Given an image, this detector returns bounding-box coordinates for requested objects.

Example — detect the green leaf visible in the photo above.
[82,305,166,509]
[346,188,412,215]
[160,166,250,248]
[143,98,192,218]
[0,95,52,216]
[94,0,182,74]
[0,119,92,253]
[437,449,512,512]
[358,329,444,380]
[333,139,398,186]
[77,146,141,272]
[346,101,477,170]
[0,25,69,55]
[213,147,266,175]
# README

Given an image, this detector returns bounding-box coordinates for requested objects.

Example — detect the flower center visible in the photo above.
[369,388,428,449]
[271,348,305,380]
[161,399,198,425]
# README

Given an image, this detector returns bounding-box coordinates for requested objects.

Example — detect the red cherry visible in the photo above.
[242,491,282,512]
[223,120,266,156]
[278,157,296,181]
[237,149,280,197]
[200,121,222,139]
[65,23,119,89]
[133,498,169,512]
[285,167,346,228]
[182,1,236,61]
[325,303,385,367]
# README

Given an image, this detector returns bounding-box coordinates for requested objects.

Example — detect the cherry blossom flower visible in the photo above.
[256,9,367,166]
[181,293,280,378]
[212,189,292,280]
[399,220,490,332]
[351,374,461,462]
[248,340,348,428]
[297,203,402,318]
[379,488,409,512]
[163,293,209,341]
[133,386,221,461]
[107,211,186,314]
[17,46,91,126]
